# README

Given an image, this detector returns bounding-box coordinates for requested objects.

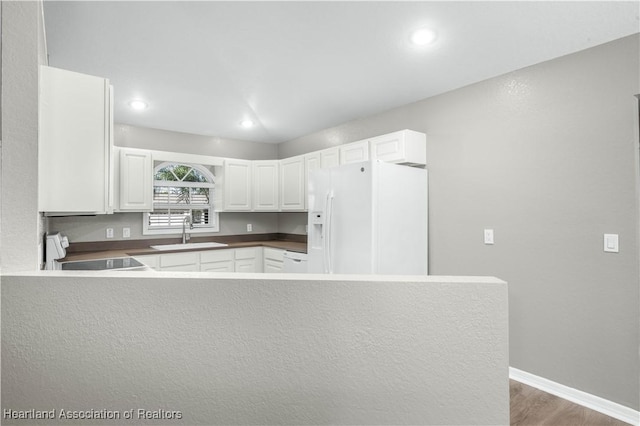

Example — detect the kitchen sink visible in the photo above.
[150,242,228,251]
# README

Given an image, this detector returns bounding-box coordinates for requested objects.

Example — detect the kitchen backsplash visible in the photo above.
[47,212,307,243]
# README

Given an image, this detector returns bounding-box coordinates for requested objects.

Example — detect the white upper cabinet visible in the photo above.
[38,66,114,215]
[369,129,426,166]
[223,159,252,211]
[320,147,340,168]
[117,148,153,211]
[252,161,279,211]
[339,140,369,165]
[305,151,321,174]
[279,156,306,211]
[304,152,322,210]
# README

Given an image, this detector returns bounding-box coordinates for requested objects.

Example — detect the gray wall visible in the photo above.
[48,125,281,242]
[49,212,279,242]
[0,1,48,272]
[2,273,509,425]
[280,35,640,410]
[116,123,278,160]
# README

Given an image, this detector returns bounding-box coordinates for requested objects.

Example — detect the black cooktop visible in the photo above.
[61,257,145,271]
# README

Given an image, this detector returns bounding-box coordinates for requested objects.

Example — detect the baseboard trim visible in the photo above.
[509,367,640,425]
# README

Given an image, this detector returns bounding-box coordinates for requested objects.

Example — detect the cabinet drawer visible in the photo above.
[235,258,257,272]
[159,252,199,268]
[235,247,257,260]
[200,249,234,263]
[201,260,234,272]
[161,264,198,272]
[263,247,285,262]
[264,259,284,273]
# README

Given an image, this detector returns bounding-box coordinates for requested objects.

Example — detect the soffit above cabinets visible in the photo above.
[43,1,639,144]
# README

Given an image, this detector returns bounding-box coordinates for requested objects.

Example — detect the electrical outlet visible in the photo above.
[247,223,253,232]
[123,227,131,238]
[106,228,114,239]
[604,234,619,253]
[484,229,494,245]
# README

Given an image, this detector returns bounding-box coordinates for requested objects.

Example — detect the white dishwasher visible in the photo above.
[283,251,308,273]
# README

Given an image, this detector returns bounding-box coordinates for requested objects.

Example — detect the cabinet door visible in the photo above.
[320,147,339,168]
[252,161,279,211]
[235,258,257,272]
[39,66,113,214]
[201,261,234,272]
[280,156,305,211]
[159,252,199,271]
[200,249,235,272]
[305,153,321,210]
[235,247,261,272]
[118,148,153,211]
[369,130,426,165]
[264,259,284,273]
[200,249,234,263]
[339,140,369,165]
[223,159,252,211]
[263,247,285,273]
[305,152,321,175]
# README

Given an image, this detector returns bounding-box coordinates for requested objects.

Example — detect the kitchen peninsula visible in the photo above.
[3,271,509,425]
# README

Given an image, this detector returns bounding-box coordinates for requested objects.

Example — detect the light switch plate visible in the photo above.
[604,234,619,253]
[106,228,114,239]
[484,229,494,245]
[123,227,131,238]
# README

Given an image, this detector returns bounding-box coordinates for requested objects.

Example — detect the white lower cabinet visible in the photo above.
[234,247,262,273]
[200,249,234,272]
[263,247,285,273]
[158,252,199,271]
[136,246,285,273]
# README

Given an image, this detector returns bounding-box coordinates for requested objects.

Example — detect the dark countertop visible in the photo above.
[61,234,307,262]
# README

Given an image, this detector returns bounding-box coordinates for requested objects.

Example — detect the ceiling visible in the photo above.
[43,1,639,144]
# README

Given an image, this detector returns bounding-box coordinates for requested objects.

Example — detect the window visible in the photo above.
[143,162,219,234]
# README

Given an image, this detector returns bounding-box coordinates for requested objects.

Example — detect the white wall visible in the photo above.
[279,35,640,410]
[0,1,48,272]
[1,273,508,425]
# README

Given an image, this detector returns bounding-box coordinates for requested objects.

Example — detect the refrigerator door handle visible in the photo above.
[324,190,334,273]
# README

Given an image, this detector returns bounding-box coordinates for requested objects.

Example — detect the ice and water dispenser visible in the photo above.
[309,211,324,250]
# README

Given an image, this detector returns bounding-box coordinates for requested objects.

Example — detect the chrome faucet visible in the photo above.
[182,215,193,244]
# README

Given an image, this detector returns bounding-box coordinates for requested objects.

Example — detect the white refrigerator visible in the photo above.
[307,160,428,275]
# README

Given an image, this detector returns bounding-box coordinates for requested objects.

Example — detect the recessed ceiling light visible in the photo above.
[240,119,254,128]
[410,28,437,46]
[128,99,148,111]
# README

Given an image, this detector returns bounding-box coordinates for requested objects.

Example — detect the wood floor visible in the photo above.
[510,380,632,426]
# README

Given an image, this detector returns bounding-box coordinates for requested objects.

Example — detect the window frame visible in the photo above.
[142,162,220,235]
